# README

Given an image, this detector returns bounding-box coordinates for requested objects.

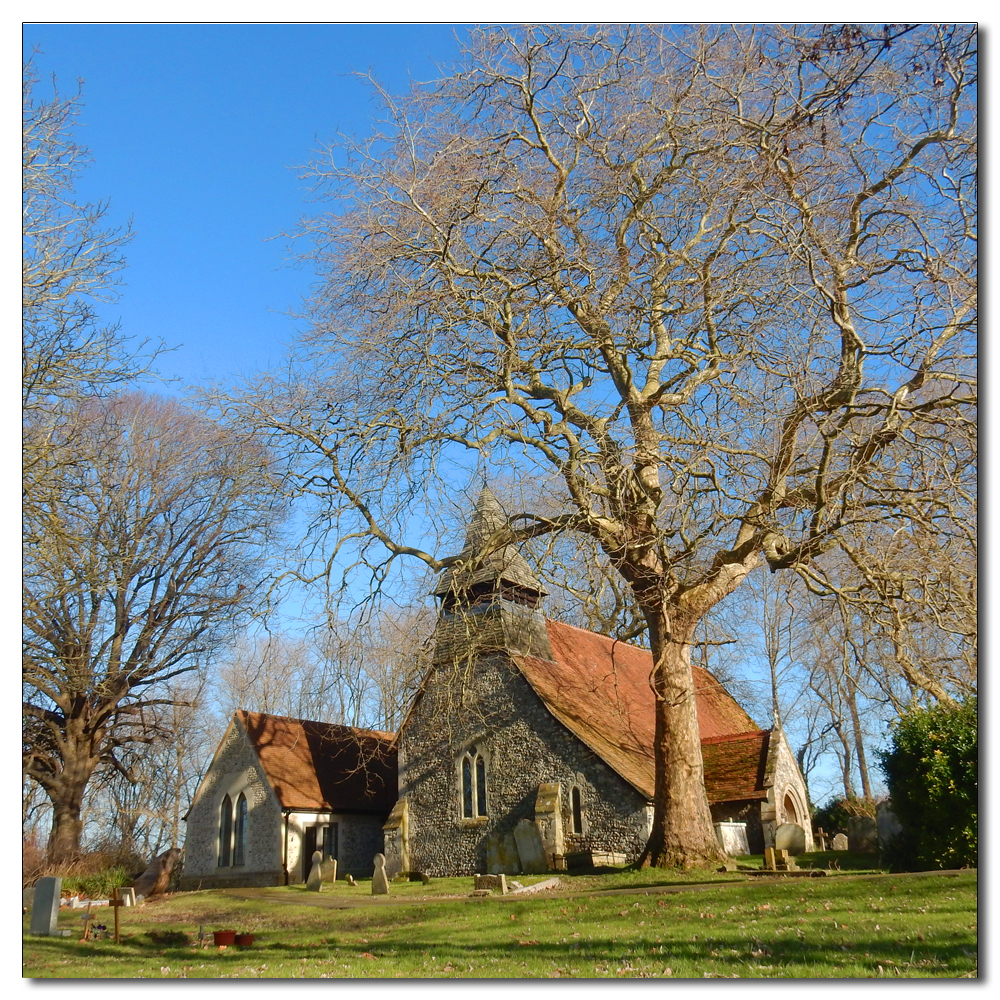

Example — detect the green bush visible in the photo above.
[878,697,977,871]
[61,866,132,900]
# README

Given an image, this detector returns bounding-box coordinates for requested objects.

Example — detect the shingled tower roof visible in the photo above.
[433,485,547,602]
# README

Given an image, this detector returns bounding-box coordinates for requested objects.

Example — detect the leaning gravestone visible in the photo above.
[307,850,325,891]
[774,823,806,856]
[513,818,548,875]
[831,833,849,851]
[322,857,338,883]
[30,877,62,936]
[371,854,389,895]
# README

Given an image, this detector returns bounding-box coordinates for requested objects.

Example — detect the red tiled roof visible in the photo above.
[237,711,397,813]
[514,620,766,802]
[701,731,770,802]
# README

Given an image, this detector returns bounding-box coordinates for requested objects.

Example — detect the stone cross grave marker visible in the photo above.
[307,850,325,892]
[30,876,64,936]
[371,853,390,895]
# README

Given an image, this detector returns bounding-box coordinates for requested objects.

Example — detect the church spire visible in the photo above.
[433,484,547,609]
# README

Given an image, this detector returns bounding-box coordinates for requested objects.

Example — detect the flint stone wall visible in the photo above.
[180,720,283,889]
[398,650,650,877]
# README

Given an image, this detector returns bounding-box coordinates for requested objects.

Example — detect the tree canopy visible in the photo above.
[229,23,977,866]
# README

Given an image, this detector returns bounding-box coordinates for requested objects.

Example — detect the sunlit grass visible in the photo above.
[24,868,976,978]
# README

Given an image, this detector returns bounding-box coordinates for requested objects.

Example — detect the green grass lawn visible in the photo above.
[23,863,977,979]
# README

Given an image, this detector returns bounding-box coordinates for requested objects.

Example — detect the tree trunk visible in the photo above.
[42,737,101,865]
[47,794,86,864]
[642,610,724,868]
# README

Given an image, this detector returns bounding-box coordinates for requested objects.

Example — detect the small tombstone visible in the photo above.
[306,850,324,891]
[371,853,389,895]
[346,874,357,886]
[831,833,849,851]
[30,876,62,936]
[774,823,806,856]
[763,847,776,871]
[322,857,338,883]
[474,873,508,894]
[118,887,136,907]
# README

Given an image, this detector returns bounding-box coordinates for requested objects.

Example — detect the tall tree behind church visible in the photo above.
[231,24,976,866]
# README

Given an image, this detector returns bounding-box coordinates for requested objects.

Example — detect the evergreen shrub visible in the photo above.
[878,697,977,871]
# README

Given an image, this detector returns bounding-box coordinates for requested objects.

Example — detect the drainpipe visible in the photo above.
[282,809,291,886]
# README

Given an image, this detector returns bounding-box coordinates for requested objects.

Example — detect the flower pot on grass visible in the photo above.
[235,933,255,947]
[213,930,236,946]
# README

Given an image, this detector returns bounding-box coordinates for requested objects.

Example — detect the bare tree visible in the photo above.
[22,392,285,862]
[22,61,158,418]
[230,24,976,866]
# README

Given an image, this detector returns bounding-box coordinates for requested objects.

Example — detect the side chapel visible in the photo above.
[181,487,811,888]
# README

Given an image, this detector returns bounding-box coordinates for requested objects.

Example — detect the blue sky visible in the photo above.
[23,23,469,391]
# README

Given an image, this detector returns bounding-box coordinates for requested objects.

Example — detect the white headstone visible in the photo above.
[714,821,750,856]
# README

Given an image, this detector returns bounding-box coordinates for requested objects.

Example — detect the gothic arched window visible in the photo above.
[218,794,233,867]
[460,746,488,818]
[233,793,248,866]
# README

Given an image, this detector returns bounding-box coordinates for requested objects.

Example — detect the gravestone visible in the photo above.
[474,873,508,894]
[371,853,390,894]
[876,802,903,852]
[132,847,182,899]
[513,818,547,874]
[486,830,521,874]
[774,823,806,856]
[346,874,357,886]
[322,857,338,882]
[533,783,563,869]
[848,816,877,853]
[306,850,324,891]
[814,827,828,851]
[29,877,62,936]
[119,887,137,907]
[831,833,849,851]
[714,821,750,856]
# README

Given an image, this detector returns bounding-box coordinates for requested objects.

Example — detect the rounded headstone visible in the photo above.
[774,823,806,855]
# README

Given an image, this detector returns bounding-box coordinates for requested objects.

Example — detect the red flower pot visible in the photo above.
[235,933,255,947]
[213,930,236,946]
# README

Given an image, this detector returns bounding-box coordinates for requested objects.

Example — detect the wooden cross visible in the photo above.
[106,889,125,944]
[815,827,827,851]
[80,901,94,942]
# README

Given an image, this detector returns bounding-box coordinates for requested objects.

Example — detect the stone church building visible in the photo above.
[181,487,811,888]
